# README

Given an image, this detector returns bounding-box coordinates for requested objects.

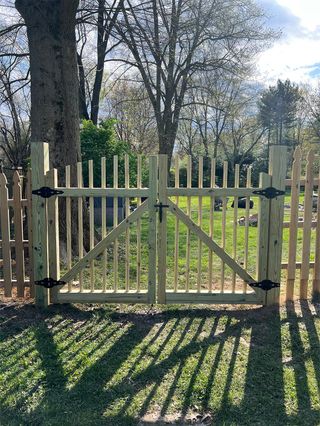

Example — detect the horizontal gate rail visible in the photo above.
[55,290,149,304]
[165,290,263,305]
[52,188,149,198]
[167,187,266,197]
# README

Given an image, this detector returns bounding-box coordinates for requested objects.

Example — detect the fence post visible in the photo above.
[31,142,50,307]
[266,145,287,305]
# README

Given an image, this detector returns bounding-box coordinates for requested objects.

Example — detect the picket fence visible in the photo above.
[0,168,34,298]
[282,148,320,301]
[0,145,319,304]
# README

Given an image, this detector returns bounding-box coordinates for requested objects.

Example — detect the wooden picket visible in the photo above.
[286,147,301,301]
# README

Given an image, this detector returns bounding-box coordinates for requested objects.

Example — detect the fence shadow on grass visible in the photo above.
[0,302,319,425]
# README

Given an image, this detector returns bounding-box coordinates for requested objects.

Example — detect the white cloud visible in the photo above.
[276,0,320,31]
[256,0,320,85]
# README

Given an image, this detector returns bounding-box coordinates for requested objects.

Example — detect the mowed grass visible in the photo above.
[0,301,319,425]
[71,193,317,299]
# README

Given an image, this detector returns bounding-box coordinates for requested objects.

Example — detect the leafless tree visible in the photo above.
[113,0,274,162]
[0,3,30,168]
[105,79,157,153]
[0,57,30,168]
[303,83,320,142]
[76,0,125,124]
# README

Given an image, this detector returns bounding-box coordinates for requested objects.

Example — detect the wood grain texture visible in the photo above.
[286,147,302,301]
[31,142,50,307]
[157,154,167,304]
[266,145,287,305]
[47,169,60,303]
[148,156,157,303]
[0,171,12,297]
[12,171,25,297]
[300,150,315,299]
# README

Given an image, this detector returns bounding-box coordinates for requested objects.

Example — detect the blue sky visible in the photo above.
[256,0,320,85]
[0,0,318,86]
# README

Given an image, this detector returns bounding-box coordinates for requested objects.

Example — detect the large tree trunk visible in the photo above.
[158,118,178,166]
[15,0,89,257]
[15,0,80,169]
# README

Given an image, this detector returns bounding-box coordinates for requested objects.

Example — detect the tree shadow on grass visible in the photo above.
[0,302,319,425]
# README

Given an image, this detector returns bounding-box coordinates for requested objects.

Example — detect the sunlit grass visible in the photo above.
[0,302,319,425]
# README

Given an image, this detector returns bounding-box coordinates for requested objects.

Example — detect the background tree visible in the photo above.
[303,82,320,143]
[0,56,30,169]
[114,0,274,162]
[76,0,125,123]
[258,79,302,153]
[80,118,139,187]
[105,79,157,153]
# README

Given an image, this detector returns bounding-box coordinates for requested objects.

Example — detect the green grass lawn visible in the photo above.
[0,301,319,425]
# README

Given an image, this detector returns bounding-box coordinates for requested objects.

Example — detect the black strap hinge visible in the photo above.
[32,186,64,198]
[154,202,169,223]
[35,277,66,289]
[252,187,285,199]
[250,279,280,291]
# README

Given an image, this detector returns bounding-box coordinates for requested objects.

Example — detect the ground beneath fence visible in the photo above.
[0,301,319,425]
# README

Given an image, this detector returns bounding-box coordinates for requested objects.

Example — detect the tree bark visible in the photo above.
[15,0,86,257]
[77,53,90,120]
[15,0,80,169]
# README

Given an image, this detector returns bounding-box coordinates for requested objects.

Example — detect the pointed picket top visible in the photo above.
[13,169,22,187]
[306,148,315,163]
[293,145,302,161]
[0,167,8,189]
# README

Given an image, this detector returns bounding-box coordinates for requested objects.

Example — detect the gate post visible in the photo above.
[266,145,287,305]
[257,172,272,305]
[157,154,168,304]
[148,156,158,304]
[31,142,50,307]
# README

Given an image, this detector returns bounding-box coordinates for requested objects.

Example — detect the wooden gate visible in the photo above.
[31,143,287,307]
[156,148,287,306]
[31,143,158,306]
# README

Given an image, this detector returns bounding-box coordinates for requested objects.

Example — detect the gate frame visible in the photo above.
[31,142,287,308]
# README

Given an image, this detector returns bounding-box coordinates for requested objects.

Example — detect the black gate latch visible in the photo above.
[252,187,285,199]
[35,277,66,289]
[32,186,64,198]
[250,279,280,291]
[154,202,169,223]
